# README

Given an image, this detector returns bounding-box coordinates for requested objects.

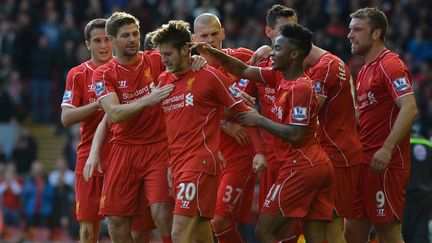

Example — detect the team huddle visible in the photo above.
[60,4,418,243]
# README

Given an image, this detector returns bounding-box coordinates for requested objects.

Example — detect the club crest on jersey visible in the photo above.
[313,81,322,93]
[239,79,249,87]
[392,77,410,92]
[292,106,307,121]
[94,81,106,96]
[62,90,72,102]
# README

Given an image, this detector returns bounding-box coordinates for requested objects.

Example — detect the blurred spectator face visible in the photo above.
[86,28,113,64]
[30,162,44,178]
[5,163,17,180]
[0,163,5,179]
[193,19,225,49]
[266,16,297,44]
[38,35,49,48]
[347,18,377,56]
[55,157,68,172]
[111,24,140,57]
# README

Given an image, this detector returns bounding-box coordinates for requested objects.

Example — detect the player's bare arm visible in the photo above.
[100,83,174,123]
[248,45,272,66]
[371,94,419,172]
[83,114,111,181]
[237,109,307,146]
[189,42,265,84]
[61,102,100,127]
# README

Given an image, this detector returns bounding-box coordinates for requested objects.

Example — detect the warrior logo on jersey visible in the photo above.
[94,81,106,96]
[62,90,72,102]
[118,80,127,88]
[392,77,410,92]
[313,81,322,93]
[238,79,249,87]
[292,106,307,121]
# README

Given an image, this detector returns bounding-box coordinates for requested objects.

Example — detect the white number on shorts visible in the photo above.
[376,190,385,208]
[222,185,243,204]
[177,182,196,201]
[266,184,281,202]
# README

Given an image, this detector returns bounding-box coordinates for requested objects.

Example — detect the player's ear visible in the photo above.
[372,28,382,41]
[85,40,91,50]
[265,26,273,39]
[220,28,225,41]
[181,44,190,56]
[192,33,197,41]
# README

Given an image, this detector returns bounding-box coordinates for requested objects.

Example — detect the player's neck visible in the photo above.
[283,64,304,81]
[303,44,327,69]
[116,53,139,65]
[363,43,386,64]
[174,58,192,75]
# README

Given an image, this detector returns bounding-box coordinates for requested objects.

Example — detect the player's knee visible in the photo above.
[79,221,96,243]
[108,217,131,235]
[151,203,173,230]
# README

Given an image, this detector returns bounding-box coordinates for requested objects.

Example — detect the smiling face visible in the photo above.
[347,17,375,56]
[111,23,140,57]
[86,28,113,65]
[270,35,298,71]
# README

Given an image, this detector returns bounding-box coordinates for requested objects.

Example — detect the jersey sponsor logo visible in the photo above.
[238,79,249,87]
[94,81,106,96]
[118,80,127,88]
[313,81,322,93]
[292,106,307,121]
[367,91,377,104]
[392,77,410,92]
[62,90,72,102]
[413,144,427,161]
[185,93,194,106]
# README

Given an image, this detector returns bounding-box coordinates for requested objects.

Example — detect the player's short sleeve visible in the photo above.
[206,68,247,111]
[288,80,314,126]
[92,66,115,100]
[145,50,165,80]
[308,58,336,98]
[61,67,84,108]
[381,56,414,102]
[259,67,282,88]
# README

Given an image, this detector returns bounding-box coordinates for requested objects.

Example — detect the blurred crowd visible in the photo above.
[0,0,431,241]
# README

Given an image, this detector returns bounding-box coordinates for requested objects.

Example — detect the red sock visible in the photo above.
[162,235,173,243]
[215,226,243,243]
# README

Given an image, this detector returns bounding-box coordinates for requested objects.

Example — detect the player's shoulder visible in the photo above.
[293,75,314,90]
[68,62,88,77]
[143,50,161,61]
[378,50,407,71]
[224,47,253,60]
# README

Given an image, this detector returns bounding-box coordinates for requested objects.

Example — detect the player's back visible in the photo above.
[306,52,362,167]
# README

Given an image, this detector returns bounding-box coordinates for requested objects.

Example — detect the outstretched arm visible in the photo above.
[190,42,265,84]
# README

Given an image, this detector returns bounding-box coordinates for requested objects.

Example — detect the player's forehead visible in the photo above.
[89,28,107,40]
[349,18,369,29]
[117,23,139,35]
[159,42,177,52]
[194,21,221,35]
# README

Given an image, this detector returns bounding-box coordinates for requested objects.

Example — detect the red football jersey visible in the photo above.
[356,49,413,169]
[306,52,363,167]
[61,60,110,175]
[93,51,166,145]
[215,48,256,160]
[244,58,278,157]
[259,68,330,169]
[158,66,251,176]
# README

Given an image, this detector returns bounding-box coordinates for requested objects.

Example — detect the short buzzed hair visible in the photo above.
[193,13,222,30]
[84,18,106,41]
[152,20,192,50]
[350,7,387,42]
[280,24,313,56]
[266,5,297,29]
[106,12,140,37]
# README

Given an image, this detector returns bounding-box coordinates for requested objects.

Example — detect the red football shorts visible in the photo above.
[333,164,362,217]
[99,142,173,216]
[261,163,334,221]
[259,152,283,208]
[365,166,409,223]
[173,171,218,219]
[75,174,104,221]
[215,156,256,223]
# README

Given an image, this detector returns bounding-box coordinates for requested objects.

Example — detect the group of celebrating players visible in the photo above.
[60,4,418,243]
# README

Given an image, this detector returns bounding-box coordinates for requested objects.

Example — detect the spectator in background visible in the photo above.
[11,11,34,79]
[0,163,24,227]
[48,158,74,233]
[0,81,14,123]
[39,8,61,51]
[22,162,54,228]
[12,127,37,175]
[6,71,31,122]
[30,35,54,123]
[407,28,432,67]
[0,20,15,57]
